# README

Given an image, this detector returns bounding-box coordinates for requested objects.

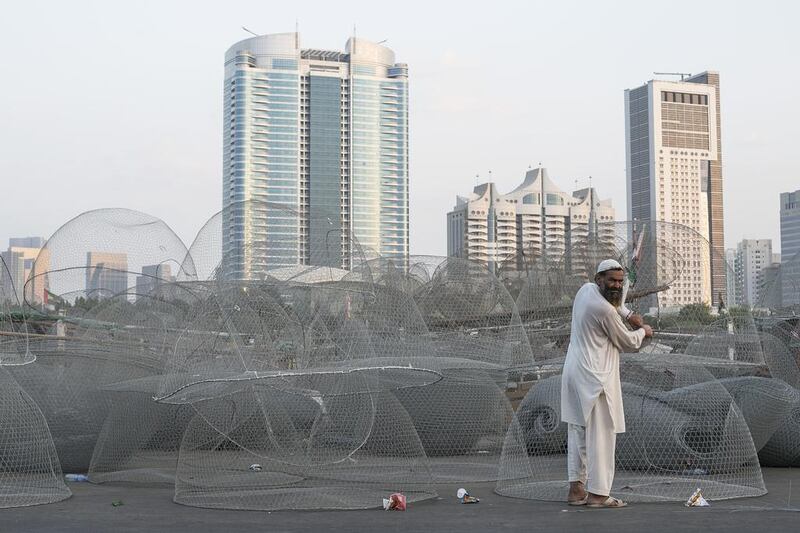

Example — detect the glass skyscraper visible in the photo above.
[222,32,409,279]
[780,190,800,307]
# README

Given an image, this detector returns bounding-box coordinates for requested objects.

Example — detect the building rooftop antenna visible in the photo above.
[242,26,259,37]
[654,71,693,81]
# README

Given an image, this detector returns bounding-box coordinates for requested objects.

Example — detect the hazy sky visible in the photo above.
[1,0,798,255]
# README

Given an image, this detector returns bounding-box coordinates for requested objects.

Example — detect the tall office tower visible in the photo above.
[760,257,782,310]
[447,167,615,273]
[85,252,128,299]
[734,239,772,307]
[780,190,800,306]
[625,71,725,308]
[3,237,46,304]
[135,264,176,299]
[0,250,25,303]
[222,32,409,279]
[780,190,800,259]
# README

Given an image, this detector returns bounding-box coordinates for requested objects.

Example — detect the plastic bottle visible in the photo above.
[65,474,89,482]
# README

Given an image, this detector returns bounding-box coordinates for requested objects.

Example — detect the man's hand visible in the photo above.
[642,324,654,338]
[627,314,644,329]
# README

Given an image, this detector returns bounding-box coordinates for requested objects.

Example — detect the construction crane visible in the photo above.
[654,72,692,81]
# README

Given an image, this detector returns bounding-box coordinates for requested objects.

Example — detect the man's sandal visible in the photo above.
[586,496,627,508]
[567,496,588,506]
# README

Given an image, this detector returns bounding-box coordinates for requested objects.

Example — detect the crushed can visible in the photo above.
[383,493,407,511]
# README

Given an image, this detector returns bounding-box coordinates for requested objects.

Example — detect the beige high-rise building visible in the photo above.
[85,252,129,299]
[2,237,47,305]
[625,71,725,308]
[447,167,615,273]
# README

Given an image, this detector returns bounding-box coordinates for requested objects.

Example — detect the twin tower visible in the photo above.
[223,32,408,278]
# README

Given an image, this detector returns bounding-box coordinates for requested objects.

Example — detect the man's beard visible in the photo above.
[601,286,622,307]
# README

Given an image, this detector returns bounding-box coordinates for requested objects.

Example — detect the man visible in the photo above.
[560,259,653,508]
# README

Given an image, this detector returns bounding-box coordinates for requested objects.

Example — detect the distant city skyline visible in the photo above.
[0,1,797,257]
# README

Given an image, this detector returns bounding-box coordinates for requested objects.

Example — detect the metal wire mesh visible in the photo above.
[496,355,767,502]
[0,256,70,508]
[8,208,796,509]
[757,322,800,466]
[17,209,195,477]
[340,255,530,482]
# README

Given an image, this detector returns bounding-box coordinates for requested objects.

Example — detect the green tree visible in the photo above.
[678,302,715,325]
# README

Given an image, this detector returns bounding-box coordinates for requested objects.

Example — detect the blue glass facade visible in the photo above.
[350,77,381,254]
[379,79,409,259]
[309,75,343,267]
[349,72,409,260]
[223,45,300,279]
[781,190,800,306]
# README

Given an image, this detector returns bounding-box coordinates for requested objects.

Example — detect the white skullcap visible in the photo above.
[596,259,623,274]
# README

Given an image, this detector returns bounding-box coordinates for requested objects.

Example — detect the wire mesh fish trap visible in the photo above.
[496,355,767,502]
[0,256,70,507]
[757,322,800,466]
[16,209,196,475]
[156,298,442,510]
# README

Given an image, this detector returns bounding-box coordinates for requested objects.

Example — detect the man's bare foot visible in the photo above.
[567,481,587,504]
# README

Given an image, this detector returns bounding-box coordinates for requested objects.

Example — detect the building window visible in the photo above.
[522,193,539,205]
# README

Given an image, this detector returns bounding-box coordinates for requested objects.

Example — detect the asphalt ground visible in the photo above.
[1,468,798,532]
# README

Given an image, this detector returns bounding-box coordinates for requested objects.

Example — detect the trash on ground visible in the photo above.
[64,474,89,482]
[111,500,124,507]
[685,488,710,507]
[457,488,480,504]
[383,493,407,511]
[248,464,262,472]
